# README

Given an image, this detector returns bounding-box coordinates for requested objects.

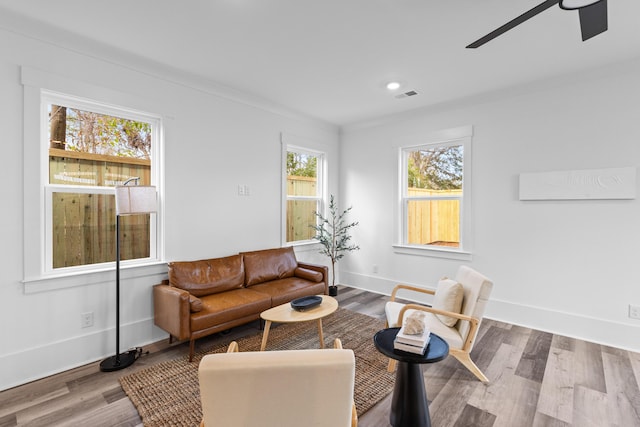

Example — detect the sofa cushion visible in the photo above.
[242,247,298,287]
[168,254,245,297]
[433,278,464,327]
[250,277,326,306]
[191,288,272,331]
[294,267,323,282]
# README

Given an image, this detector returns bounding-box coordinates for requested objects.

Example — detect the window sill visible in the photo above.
[22,261,168,294]
[392,244,472,261]
[284,240,322,251]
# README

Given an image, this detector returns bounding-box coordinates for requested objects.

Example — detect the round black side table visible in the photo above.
[373,327,449,427]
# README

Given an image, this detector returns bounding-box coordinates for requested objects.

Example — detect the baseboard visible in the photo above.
[0,317,166,392]
[340,271,640,354]
[484,299,640,354]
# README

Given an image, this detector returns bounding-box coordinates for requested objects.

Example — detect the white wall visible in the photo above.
[339,59,640,353]
[0,27,339,391]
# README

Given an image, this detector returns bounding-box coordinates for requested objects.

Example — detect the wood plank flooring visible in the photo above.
[1,286,639,426]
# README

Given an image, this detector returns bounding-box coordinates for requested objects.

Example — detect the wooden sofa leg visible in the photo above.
[169,335,174,345]
[189,339,195,362]
[387,358,397,373]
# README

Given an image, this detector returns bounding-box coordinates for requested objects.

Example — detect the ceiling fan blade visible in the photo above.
[578,0,607,41]
[467,0,559,48]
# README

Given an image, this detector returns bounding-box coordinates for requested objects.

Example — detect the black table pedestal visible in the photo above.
[391,361,430,427]
[373,328,449,427]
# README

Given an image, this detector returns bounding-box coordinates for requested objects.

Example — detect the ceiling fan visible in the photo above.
[466,0,608,48]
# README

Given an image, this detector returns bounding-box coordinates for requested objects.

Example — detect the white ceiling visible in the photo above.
[1,0,639,127]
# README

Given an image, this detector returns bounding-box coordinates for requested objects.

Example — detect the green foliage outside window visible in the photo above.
[287,151,317,177]
[408,145,463,190]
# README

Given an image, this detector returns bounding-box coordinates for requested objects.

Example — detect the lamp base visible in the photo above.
[99,349,139,372]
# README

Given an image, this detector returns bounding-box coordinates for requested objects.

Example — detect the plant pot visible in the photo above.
[328,286,338,297]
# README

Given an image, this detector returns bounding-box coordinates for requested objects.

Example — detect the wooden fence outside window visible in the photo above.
[407,188,461,247]
[286,177,461,246]
[49,148,151,268]
[50,156,461,267]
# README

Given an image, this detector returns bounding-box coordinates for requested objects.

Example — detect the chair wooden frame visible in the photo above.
[386,284,488,383]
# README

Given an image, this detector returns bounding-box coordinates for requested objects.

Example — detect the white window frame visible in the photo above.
[21,67,165,290]
[281,135,327,247]
[41,91,162,275]
[394,125,473,260]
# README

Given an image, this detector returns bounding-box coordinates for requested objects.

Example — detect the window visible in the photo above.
[43,91,161,273]
[398,126,472,256]
[282,142,325,245]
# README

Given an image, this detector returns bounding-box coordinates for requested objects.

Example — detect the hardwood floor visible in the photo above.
[1,286,639,426]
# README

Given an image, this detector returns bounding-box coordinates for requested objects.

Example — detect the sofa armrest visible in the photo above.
[153,283,191,340]
[297,262,329,294]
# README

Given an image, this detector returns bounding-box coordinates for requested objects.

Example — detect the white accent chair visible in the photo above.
[198,339,357,427]
[385,266,493,383]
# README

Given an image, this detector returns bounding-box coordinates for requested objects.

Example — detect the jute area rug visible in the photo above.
[120,308,395,427]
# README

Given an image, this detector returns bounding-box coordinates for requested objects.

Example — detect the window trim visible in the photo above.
[21,66,165,285]
[281,134,327,247]
[41,91,162,274]
[395,125,473,260]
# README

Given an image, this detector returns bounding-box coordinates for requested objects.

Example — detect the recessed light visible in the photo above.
[386,81,401,91]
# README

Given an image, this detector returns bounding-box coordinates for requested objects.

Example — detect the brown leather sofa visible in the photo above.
[153,247,328,361]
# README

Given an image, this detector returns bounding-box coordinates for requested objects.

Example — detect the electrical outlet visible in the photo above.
[81,312,94,328]
[629,305,640,320]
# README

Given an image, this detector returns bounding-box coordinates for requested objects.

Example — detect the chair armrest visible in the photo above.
[227,341,239,353]
[398,303,480,352]
[398,303,476,324]
[352,403,358,427]
[390,284,436,302]
[297,261,329,294]
[153,284,191,340]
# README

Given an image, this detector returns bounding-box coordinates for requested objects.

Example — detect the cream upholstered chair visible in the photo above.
[198,339,357,427]
[385,265,493,383]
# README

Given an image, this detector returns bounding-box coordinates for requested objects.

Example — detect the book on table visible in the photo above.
[393,337,431,354]
[393,310,431,354]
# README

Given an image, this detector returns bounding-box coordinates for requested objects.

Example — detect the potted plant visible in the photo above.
[311,195,360,296]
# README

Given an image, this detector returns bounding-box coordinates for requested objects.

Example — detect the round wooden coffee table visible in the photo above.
[260,295,338,351]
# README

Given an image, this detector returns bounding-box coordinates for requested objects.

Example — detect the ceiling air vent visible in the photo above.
[395,90,419,99]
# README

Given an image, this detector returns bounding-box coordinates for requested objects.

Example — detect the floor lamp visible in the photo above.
[100,178,157,372]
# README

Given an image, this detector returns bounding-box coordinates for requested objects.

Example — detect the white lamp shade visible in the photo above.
[115,185,157,215]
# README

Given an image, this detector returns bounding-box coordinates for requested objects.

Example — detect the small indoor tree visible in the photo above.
[311,195,359,296]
